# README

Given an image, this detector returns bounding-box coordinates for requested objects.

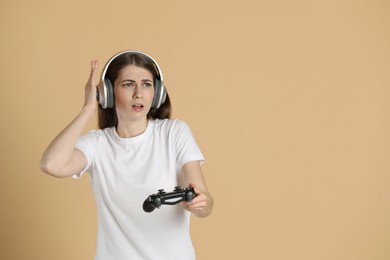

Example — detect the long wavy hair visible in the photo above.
[98,52,172,129]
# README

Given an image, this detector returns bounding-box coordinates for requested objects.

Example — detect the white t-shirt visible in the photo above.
[74,119,204,260]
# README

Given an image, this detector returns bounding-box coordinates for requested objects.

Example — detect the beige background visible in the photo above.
[1,0,389,259]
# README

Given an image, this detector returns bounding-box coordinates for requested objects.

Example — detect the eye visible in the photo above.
[143,82,153,88]
[122,82,134,87]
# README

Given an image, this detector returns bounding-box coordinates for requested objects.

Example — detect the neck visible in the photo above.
[116,118,149,138]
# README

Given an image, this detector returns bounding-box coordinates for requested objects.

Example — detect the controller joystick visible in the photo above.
[142,186,196,213]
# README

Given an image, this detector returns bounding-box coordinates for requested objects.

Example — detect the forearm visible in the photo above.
[40,105,94,176]
[181,161,214,218]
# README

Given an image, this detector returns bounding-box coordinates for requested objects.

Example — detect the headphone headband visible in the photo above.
[100,50,164,83]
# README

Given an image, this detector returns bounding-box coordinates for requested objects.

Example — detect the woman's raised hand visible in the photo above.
[84,60,99,110]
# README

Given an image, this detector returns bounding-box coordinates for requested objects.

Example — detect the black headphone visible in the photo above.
[97,50,167,109]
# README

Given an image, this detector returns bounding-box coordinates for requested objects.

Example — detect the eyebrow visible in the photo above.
[120,79,153,83]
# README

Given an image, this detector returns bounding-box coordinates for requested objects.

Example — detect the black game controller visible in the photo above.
[143,186,196,213]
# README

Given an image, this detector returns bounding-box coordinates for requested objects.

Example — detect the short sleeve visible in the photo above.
[172,120,205,169]
[72,134,95,179]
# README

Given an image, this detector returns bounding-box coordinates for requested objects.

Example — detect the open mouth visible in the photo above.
[131,104,144,111]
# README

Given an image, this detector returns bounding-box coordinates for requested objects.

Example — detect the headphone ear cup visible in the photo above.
[97,79,114,109]
[104,79,115,108]
[152,79,166,108]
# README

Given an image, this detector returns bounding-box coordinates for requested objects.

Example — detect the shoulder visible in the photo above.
[153,118,191,132]
[152,119,196,144]
[79,127,113,142]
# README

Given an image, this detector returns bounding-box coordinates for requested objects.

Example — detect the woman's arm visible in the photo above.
[181,161,213,218]
[40,60,98,178]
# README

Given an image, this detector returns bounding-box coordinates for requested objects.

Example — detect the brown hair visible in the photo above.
[98,52,172,129]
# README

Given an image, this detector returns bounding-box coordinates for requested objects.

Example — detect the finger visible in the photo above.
[90,60,98,73]
[188,193,206,206]
[90,60,98,84]
[187,200,206,208]
[184,201,206,212]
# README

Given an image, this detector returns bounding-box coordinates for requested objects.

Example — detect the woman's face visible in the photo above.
[114,64,155,122]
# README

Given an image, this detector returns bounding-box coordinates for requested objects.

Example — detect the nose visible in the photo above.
[133,85,143,99]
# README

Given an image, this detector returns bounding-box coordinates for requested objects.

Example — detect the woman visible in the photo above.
[40,50,213,259]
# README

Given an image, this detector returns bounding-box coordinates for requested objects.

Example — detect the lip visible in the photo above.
[131,103,144,112]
